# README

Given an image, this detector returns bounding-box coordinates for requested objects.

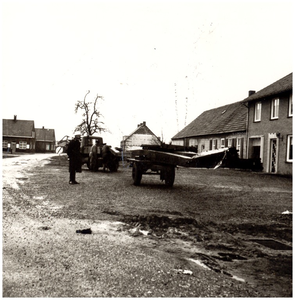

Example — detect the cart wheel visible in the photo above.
[165,166,175,187]
[132,163,142,186]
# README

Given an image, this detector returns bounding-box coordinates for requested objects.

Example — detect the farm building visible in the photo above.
[120,121,161,158]
[243,73,292,175]
[35,127,56,153]
[171,101,248,158]
[2,115,36,153]
[171,73,292,175]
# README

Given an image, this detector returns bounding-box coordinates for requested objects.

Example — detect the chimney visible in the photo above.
[42,126,44,129]
[143,121,146,126]
[13,115,17,122]
[248,90,256,97]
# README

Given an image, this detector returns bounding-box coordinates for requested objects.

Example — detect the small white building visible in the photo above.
[120,121,161,158]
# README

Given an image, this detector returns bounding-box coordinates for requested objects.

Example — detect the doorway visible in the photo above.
[269,138,278,173]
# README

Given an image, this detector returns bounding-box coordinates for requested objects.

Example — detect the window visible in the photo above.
[220,138,225,148]
[46,144,50,151]
[228,139,232,148]
[289,95,293,117]
[287,135,293,162]
[237,138,243,157]
[19,141,27,149]
[271,98,279,119]
[201,145,205,152]
[254,102,262,122]
[212,139,217,150]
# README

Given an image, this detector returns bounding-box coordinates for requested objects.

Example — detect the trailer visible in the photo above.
[128,144,263,187]
[127,144,229,187]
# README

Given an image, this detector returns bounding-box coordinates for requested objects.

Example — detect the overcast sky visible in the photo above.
[1,0,293,147]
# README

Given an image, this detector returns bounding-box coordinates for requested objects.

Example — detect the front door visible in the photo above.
[11,142,16,153]
[270,139,277,173]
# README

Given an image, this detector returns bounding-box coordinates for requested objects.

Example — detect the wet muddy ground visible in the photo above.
[2,153,292,297]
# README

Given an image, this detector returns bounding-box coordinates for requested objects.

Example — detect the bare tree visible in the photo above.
[74,90,105,136]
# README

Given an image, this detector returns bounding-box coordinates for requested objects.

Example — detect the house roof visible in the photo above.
[3,119,35,137]
[35,128,56,142]
[243,73,292,103]
[172,101,247,140]
[123,122,160,142]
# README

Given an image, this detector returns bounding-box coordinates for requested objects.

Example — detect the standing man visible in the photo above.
[89,140,99,171]
[67,132,82,184]
[102,143,110,172]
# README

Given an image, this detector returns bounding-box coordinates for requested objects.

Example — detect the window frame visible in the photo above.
[288,94,293,117]
[271,98,279,120]
[286,135,293,162]
[19,141,27,150]
[212,139,217,150]
[236,138,241,151]
[3,140,8,148]
[220,138,225,148]
[254,102,262,122]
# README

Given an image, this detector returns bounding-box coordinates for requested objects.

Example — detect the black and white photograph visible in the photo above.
[1,0,293,297]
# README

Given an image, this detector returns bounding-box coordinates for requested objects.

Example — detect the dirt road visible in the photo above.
[2,153,292,297]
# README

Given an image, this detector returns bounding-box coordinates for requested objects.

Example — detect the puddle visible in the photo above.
[91,221,124,232]
[38,226,51,231]
[51,205,63,211]
[187,257,246,282]
[232,275,245,282]
[214,252,247,261]
[187,258,211,270]
[250,239,292,250]
[33,196,45,200]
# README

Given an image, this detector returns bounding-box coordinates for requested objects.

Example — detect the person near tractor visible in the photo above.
[67,132,82,184]
[102,143,111,172]
[89,140,99,171]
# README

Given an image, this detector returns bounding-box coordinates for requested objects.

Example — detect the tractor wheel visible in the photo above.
[165,166,175,187]
[108,160,118,172]
[132,163,142,186]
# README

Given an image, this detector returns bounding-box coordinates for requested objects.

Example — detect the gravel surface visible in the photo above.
[2,153,292,297]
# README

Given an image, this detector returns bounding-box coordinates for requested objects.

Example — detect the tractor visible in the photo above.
[80,136,120,172]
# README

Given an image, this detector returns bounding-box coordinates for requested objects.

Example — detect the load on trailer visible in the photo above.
[127,144,262,187]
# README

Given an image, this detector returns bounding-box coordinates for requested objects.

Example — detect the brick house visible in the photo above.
[171,101,248,158]
[35,127,56,153]
[120,121,161,158]
[2,115,36,153]
[243,73,292,175]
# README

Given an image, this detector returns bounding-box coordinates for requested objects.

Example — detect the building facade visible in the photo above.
[2,115,36,153]
[120,121,161,158]
[244,73,292,175]
[35,127,56,153]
